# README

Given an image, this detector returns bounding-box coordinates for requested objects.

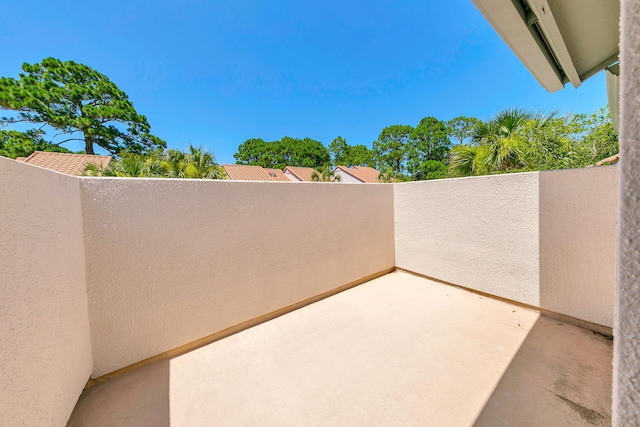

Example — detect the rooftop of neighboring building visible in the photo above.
[222,164,290,181]
[334,165,382,183]
[15,151,112,176]
[283,166,321,182]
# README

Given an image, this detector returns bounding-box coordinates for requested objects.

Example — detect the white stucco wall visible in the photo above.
[394,173,541,305]
[394,169,617,327]
[334,169,363,183]
[0,157,93,427]
[615,2,640,423]
[539,166,618,327]
[80,179,395,377]
[283,170,301,181]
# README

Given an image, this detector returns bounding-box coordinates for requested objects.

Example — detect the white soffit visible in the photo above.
[544,0,620,81]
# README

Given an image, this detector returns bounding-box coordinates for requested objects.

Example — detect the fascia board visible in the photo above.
[472,0,565,92]
[527,0,582,88]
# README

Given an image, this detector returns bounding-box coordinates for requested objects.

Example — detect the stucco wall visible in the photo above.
[0,157,92,427]
[80,179,395,377]
[615,1,640,423]
[394,169,617,327]
[394,173,541,305]
[539,166,618,327]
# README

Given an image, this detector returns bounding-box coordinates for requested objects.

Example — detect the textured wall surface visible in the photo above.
[394,173,541,305]
[615,1,640,423]
[0,158,92,426]
[395,170,617,327]
[80,179,395,376]
[540,167,618,327]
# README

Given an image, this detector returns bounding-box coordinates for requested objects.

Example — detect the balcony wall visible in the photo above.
[0,157,93,427]
[1,157,620,426]
[539,167,618,327]
[394,167,618,327]
[79,179,395,377]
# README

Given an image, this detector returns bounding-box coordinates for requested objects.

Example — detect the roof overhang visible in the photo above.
[472,0,620,92]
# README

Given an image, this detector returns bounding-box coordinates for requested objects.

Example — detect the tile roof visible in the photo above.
[283,166,320,182]
[17,151,111,176]
[263,168,291,181]
[334,166,382,183]
[222,164,290,181]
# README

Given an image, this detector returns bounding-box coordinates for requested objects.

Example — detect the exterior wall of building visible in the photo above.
[283,170,301,181]
[334,169,363,183]
[0,157,93,427]
[394,168,617,328]
[80,179,395,377]
[615,2,640,423]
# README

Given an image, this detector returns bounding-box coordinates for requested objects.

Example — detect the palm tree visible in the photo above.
[377,168,397,183]
[450,108,556,176]
[448,145,489,177]
[182,145,224,179]
[82,162,105,177]
[160,149,187,178]
[311,165,341,182]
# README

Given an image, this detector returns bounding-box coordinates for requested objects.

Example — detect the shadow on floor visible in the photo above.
[67,360,170,427]
[473,316,612,427]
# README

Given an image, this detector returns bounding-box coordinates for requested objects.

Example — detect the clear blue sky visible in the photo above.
[0,0,608,164]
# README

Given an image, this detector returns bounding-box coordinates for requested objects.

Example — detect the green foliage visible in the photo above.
[449,107,619,177]
[0,129,72,158]
[407,117,450,179]
[447,116,480,145]
[448,145,487,177]
[311,165,341,182]
[88,145,224,179]
[328,136,376,167]
[181,145,225,179]
[373,124,413,176]
[0,57,165,155]
[328,136,349,165]
[571,108,619,165]
[232,138,274,167]
[410,159,448,180]
[373,118,450,181]
[347,144,376,167]
[234,136,330,169]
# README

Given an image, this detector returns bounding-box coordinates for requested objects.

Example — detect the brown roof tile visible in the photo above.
[264,168,291,181]
[20,151,111,176]
[222,164,290,181]
[283,166,320,182]
[335,165,382,183]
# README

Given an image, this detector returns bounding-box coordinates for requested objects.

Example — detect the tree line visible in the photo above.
[0,58,224,178]
[234,108,618,181]
[1,58,618,181]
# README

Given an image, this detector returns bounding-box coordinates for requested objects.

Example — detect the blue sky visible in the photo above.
[1,0,608,164]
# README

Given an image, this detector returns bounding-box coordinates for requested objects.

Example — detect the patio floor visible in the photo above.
[67,271,613,426]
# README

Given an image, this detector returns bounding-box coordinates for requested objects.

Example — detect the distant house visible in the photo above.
[15,151,111,176]
[333,166,382,183]
[283,166,321,182]
[222,164,290,181]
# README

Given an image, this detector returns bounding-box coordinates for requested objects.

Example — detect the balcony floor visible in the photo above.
[68,271,612,426]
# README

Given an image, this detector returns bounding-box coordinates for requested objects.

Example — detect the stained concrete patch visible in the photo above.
[555,394,607,425]
[474,317,612,427]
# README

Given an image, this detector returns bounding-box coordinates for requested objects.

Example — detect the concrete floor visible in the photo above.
[68,272,613,426]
